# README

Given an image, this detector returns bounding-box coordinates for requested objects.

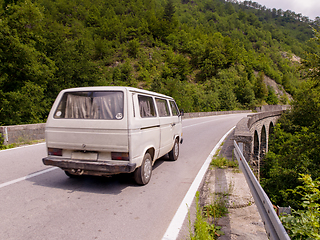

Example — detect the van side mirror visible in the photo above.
[179,109,184,117]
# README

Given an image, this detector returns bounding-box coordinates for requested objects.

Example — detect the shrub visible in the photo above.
[280,174,320,239]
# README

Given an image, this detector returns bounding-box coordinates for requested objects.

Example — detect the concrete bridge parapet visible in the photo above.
[234,107,287,179]
[0,123,46,146]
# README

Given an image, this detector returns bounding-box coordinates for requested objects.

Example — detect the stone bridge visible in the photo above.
[234,105,290,179]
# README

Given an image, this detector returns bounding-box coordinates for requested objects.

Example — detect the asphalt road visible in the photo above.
[0,113,248,240]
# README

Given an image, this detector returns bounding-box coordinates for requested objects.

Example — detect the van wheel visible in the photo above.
[134,153,152,185]
[169,138,179,161]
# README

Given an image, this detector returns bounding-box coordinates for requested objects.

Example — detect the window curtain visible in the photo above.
[156,100,169,117]
[65,95,91,119]
[139,96,155,118]
[92,93,123,119]
[64,92,123,119]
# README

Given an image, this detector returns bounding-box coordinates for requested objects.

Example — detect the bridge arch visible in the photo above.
[260,125,267,160]
[269,121,274,135]
[234,106,289,179]
[253,130,259,164]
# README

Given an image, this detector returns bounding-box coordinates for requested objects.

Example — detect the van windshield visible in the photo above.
[54,91,124,120]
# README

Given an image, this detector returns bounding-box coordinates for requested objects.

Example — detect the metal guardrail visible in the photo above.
[233,140,290,240]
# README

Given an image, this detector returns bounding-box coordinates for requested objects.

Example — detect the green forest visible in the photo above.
[1,0,319,126]
[1,0,320,238]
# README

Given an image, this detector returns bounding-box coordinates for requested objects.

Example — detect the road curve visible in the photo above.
[0,113,248,240]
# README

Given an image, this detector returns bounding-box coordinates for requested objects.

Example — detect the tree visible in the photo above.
[303,29,320,81]
[0,0,55,125]
[266,86,279,105]
[218,84,238,110]
[254,72,268,101]
[163,0,175,22]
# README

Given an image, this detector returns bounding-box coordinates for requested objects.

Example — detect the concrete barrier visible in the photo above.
[255,105,290,112]
[0,123,46,146]
[182,110,252,119]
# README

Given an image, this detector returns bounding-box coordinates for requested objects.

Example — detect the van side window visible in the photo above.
[169,100,179,116]
[155,98,170,117]
[138,95,156,118]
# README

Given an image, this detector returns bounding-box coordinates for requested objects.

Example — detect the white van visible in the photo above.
[42,86,183,185]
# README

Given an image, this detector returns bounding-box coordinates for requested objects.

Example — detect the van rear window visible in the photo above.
[54,91,124,120]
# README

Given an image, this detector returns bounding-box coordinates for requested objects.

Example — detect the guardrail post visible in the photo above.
[4,127,8,143]
[238,142,244,153]
[1,127,9,145]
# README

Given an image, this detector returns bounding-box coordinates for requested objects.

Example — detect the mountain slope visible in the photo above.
[0,0,317,125]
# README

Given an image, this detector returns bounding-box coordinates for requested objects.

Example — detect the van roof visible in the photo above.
[60,86,174,99]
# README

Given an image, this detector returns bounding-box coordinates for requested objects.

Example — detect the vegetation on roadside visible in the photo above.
[210,155,238,169]
[280,174,320,239]
[0,139,44,150]
[188,192,225,240]
[203,194,229,220]
[188,151,237,239]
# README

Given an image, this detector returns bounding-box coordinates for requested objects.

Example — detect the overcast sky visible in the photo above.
[253,0,320,20]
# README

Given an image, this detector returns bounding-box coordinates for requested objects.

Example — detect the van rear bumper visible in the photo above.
[42,157,136,175]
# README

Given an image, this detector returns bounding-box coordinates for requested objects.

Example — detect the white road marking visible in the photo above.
[183,119,221,129]
[182,114,236,129]
[162,126,236,240]
[0,167,57,189]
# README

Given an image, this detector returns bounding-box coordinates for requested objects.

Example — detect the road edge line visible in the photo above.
[0,167,57,189]
[162,126,236,240]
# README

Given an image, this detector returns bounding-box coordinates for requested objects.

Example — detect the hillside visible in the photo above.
[0,0,318,126]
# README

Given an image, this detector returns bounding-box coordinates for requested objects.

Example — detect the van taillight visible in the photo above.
[48,148,63,156]
[111,152,129,161]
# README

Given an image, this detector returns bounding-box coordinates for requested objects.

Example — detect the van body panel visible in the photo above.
[129,117,160,162]
[43,86,183,183]
[130,126,160,164]
[46,127,129,152]
[172,115,182,140]
[158,117,174,157]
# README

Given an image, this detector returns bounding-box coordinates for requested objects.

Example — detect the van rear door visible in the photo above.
[45,90,129,157]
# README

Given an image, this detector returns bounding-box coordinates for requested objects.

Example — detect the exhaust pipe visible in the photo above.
[71,169,84,175]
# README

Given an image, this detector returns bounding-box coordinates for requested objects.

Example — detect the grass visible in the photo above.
[203,179,234,223]
[188,192,224,240]
[210,155,238,169]
[0,139,44,150]
[188,180,234,239]
[203,195,229,220]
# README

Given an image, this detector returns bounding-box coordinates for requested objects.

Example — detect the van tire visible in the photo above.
[168,138,179,161]
[134,153,152,185]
